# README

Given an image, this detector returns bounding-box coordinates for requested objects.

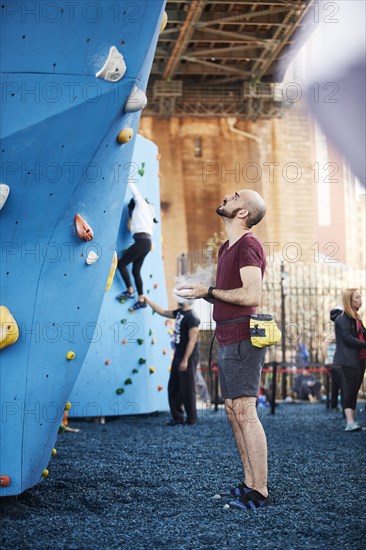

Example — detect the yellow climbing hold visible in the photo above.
[149,367,155,374]
[105,251,118,291]
[42,469,49,478]
[160,11,168,33]
[117,128,134,144]
[0,306,19,350]
[52,449,57,456]
[66,351,76,360]
[65,402,72,411]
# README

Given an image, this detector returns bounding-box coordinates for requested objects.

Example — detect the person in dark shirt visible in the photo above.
[176,188,270,511]
[333,289,366,431]
[144,295,200,425]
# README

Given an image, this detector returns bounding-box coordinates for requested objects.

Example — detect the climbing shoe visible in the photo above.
[131,301,147,310]
[226,489,272,511]
[212,483,251,500]
[116,291,135,302]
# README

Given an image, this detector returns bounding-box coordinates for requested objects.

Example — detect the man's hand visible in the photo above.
[179,359,188,372]
[175,283,208,300]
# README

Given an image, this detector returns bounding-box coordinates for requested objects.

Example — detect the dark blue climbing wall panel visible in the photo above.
[0,0,166,496]
[70,135,171,417]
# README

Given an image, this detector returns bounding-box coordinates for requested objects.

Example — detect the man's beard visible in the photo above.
[216,206,242,219]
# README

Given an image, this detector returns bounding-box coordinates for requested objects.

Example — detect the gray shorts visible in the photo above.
[217,339,266,399]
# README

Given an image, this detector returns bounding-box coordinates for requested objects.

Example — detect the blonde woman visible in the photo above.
[333,289,366,431]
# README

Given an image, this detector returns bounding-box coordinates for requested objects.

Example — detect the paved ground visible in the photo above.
[1,402,365,550]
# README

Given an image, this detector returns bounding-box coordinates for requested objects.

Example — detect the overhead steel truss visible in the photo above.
[145,0,315,118]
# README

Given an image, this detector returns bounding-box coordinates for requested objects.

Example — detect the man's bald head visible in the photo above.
[238,189,267,228]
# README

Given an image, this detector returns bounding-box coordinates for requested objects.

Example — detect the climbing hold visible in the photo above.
[124,85,147,113]
[137,339,144,345]
[105,251,118,291]
[160,11,168,33]
[157,171,161,177]
[128,307,134,313]
[151,339,156,345]
[124,378,132,385]
[74,214,94,241]
[162,349,167,355]
[138,162,146,177]
[157,385,163,392]
[105,359,111,365]
[150,274,153,278]
[116,388,125,395]
[156,153,161,160]
[165,320,170,326]
[117,128,134,144]
[138,358,146,364]
[121,319,127,324]
[146,289,150,294]
[154,283,158,289]
[149,367,155,374]
[132,368,138,374]
[0,306,19,350]
[0,475,11,487]
[86,251,99,265]
[151,243,155,251]
[122,339,127,345]
[64,402,72,411]
[148,329,154,336]
[0,184,10,210]
[95,45,126,82]
[52,449,57,456]
[168,329,174,336]
[42,470,49,478]
[58,423,66,433]
[66,351,76,360]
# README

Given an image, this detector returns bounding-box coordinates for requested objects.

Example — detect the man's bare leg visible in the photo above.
[225,396,268,497]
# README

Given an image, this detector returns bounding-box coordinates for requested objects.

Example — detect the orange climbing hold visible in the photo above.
[154,283,158,289]
[157,385,163,391]
[162,349,167,355]
[74,214,94,241]
[156,153,161,160]
[105,359,111,365]
[0,475,11,486]
[122,339,127,345]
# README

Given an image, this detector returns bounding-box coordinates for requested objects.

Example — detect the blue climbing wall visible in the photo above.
[69,135,171,417]
[0,0,166,496]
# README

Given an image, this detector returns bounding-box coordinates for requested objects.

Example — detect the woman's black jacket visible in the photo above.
[333,311,366,369]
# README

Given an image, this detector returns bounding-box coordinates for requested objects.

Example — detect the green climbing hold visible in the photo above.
[138,162,146,177]
[124,378,132,385]
[121,319,127,324]
[150,274,153,278]
[137,339,144,345]
[116,388,125,395]
[132,368,138,374]
[148,329,152,336]
[138,357,146,364]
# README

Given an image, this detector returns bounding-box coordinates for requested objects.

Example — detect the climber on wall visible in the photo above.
[116,178,157,310]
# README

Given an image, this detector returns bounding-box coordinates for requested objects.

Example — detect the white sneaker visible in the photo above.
[345,422,362,432]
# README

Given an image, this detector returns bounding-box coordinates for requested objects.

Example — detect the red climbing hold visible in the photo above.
[0,475,11,487]
[74,214,94,241]
[105,360,111,365]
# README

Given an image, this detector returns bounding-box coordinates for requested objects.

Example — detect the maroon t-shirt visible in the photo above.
[213,232,266,347]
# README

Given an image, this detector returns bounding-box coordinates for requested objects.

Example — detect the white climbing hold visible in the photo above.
[0,184,10,210]
[96,46,126,82]
[86,251,99,265]
[124,85,147,113]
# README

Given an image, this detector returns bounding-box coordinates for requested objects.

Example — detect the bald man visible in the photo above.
[176,189,271,510]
